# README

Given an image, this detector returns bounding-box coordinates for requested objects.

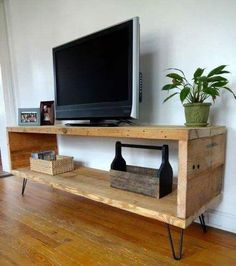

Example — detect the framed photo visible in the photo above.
[18,108,40,126]
[40,101,55,125]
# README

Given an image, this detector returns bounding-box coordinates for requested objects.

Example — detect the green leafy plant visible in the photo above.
[162,65,236,103]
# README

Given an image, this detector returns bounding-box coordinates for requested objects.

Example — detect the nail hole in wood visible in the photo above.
[197,164,200,169]
[192,165,195,170]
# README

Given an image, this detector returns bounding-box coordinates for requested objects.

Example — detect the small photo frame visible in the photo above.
[18,108,40,126]
[40,101,55,125]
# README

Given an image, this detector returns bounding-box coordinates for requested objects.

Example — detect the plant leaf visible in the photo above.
[166,73,183,81]
[180,87,190,102]
[166,68,185,77]
[218,70,230,74]
[162,84,175,90]
[223,86,236,98]
[194,68,204,79]
[207,76,227,82]
[203,87,220,97]
[198,76,208,82]
[163,92,179,103]
[203,80,208,90]
[207,65,227,77]
[210,81,228,87]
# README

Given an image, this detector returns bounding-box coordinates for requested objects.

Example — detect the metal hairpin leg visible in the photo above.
[199,214,207,233]
[166,224,184,260]
[21,178,28,196]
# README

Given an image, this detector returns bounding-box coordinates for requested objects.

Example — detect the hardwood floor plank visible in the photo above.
[0,179,185,260]
[0,176,235,265]
[0,254,18,266]
[0,192,173,265]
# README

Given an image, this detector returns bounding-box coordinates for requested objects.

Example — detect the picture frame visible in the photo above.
[18,108,40,126]
[40,101,55,125]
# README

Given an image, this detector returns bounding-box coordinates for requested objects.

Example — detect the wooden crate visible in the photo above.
[110,165,160,198]
[30,155,74,175]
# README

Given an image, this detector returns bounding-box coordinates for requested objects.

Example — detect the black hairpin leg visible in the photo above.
[199,214,207,233]
[166,224,184,260]
[21,178,27,196]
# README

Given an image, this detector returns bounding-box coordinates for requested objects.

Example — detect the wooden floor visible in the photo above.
[0,177,235,266]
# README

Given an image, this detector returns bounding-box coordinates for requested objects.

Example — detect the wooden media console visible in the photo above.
[7,125,226,260]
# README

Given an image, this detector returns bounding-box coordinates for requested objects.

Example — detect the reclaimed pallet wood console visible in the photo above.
[7,125,226,259]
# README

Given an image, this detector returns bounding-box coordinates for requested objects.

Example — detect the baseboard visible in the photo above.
[0,171,12,178]
[198,209,236,233]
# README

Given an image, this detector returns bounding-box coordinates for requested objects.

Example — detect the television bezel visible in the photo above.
[53,17,140,122]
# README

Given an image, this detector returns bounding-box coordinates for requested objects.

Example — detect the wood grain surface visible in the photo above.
[177,133,226,218]
[12,166,221,229]
[8,132,58,169]
[0,176,235,265]
[7,126,226,224]
[7,125,226,141]
[110,165,160,198]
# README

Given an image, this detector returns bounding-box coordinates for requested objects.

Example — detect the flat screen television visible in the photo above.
[53,17,140,126]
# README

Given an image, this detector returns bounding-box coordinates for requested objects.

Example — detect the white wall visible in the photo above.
[0,0,16,171]
[4,0,236,233]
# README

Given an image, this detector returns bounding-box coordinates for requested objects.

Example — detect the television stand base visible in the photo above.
[65,121,119,127]
[65,119,136,127]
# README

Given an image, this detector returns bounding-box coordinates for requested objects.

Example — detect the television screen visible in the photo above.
[53,17,139,122]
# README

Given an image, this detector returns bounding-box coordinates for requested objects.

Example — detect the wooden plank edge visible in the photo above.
[11,169,186,229]
[7,131,12,170]
[7,126,60,135]
[7,126,226,141]
[7,126,189,140]
[188,126,226,140]
[183,193,223,228]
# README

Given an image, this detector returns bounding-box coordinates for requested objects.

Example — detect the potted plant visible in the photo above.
[162,65,236,126]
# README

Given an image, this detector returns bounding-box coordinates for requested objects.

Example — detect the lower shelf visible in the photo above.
[11,166,221,229]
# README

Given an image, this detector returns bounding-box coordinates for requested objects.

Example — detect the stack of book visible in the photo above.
[31,150,56,161]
